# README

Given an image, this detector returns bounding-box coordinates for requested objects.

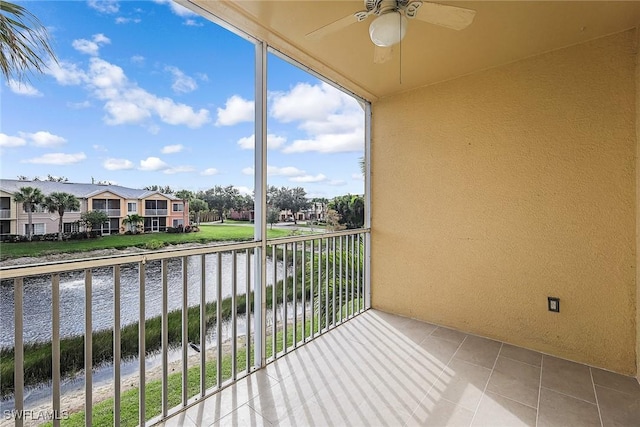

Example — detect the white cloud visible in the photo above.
[236,134,286,150]
[201,168,219,176]
[153,0,196,17]
[67,100,91,109]
[282,130,364,154]
[19,131,67,147]
[0,133,26,148]
[6,80,42,97]
[47,54,210,129]
[235,186,252,195]
[23,152,86,165]
[88,0,119,14]
[216,95,254,126]
[115,17,141,24]
[351,173,364,181]
[85,58,210,128]
[270,82,365,154]
[103,158,134,170]
[164,165,195,174]
[241,165,306,177]
[72,33,111,56]
[290,174,328,183]
[131,55,145,64]
[161,144,184,154]
[196,73,209,82]
[270,82,344,123]
[93,144,108,152]
[46,60,87,85]
[165,66,197,94]
[184,19,203,27]
[139,156,169,171]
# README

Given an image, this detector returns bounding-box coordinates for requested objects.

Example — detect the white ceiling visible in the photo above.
[187,1,640,101]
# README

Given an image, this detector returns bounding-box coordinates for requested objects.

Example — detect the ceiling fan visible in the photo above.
[306,0,476,63]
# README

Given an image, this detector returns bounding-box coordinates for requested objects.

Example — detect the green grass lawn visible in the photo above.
[0,225,291,260]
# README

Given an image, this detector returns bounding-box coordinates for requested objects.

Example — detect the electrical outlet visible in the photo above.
[548,297,560,313]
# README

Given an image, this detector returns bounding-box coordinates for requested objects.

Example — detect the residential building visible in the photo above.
[0,179,189,236]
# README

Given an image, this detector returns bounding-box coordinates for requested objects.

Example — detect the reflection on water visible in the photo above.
[0,253,283,348]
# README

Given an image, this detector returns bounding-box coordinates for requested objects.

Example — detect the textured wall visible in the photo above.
[371,30,637,375]
[636,29,640,381]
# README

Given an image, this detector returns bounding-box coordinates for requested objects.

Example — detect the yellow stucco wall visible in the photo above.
[636,28,640,382]
[371,30,637,375]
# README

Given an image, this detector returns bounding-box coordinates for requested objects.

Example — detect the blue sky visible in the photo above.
[0,0,365,198]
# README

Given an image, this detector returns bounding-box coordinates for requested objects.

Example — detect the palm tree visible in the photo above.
[44,192,80,241]
[13,186,44,240]
[122,214,144,234]
[0,1,57,82]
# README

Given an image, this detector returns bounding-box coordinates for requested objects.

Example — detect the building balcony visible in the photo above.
[94,208,121,217]
[0,209,11,219]
[0,230,368,426]
[145,209,168,216]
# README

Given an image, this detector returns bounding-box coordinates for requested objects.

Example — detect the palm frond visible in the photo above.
[0,1,57,82]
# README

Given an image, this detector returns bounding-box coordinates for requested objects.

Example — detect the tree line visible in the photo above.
[11,183,364,242]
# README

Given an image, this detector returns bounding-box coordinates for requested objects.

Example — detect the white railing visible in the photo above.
[94,209,121,217]
[145,209,168,216]
[0,210,10,219]
[0,229,369,426]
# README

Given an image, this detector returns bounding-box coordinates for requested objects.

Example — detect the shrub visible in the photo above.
[144,239,165,250]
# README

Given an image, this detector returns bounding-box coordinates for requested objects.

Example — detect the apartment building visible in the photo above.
[0,179,189,236]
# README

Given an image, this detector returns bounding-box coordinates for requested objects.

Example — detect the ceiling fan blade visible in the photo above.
[414,2,476,30]
[373,45,393,64]
[305,13,361,41]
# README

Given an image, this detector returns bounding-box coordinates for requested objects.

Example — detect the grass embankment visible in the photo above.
[0,274,311,397]
[0,225,290,260]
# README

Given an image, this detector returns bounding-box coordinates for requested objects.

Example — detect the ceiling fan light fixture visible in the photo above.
[369,11,407,47]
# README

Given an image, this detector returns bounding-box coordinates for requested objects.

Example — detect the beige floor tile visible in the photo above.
[418,335,463,366]
[159,310,639,427]
[345,388,416,427]
[246,374,323,423]
[591,367,640,396]
[155,411,198,427]
[400,318,439,343]
[279,398,352,427]
[406,394,474,427]
[486,356,541,408]
[453,335,502,369]
[541,355,596,403]
[499,344,542,367]
[429,358,492,412]
[185,371,277,426]
[213,404,272,427]
[367,309,411,328]
[595,384,640,427]
[471,391,537,427]
[430,326,468,346]
[538,387,600,427]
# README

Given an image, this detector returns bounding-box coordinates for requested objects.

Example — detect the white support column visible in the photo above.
[364,101,372,309]
[254,40,268,368]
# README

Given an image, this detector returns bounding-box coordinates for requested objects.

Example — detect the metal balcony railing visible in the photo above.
[94,208,121,217]
[145,209,168,216]
[0,210,10,219]
[0,229,370,427]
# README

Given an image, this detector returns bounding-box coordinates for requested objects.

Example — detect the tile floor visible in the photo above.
[156,310,640,426]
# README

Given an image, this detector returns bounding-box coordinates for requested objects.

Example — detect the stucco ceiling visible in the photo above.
[186,1,640,101]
